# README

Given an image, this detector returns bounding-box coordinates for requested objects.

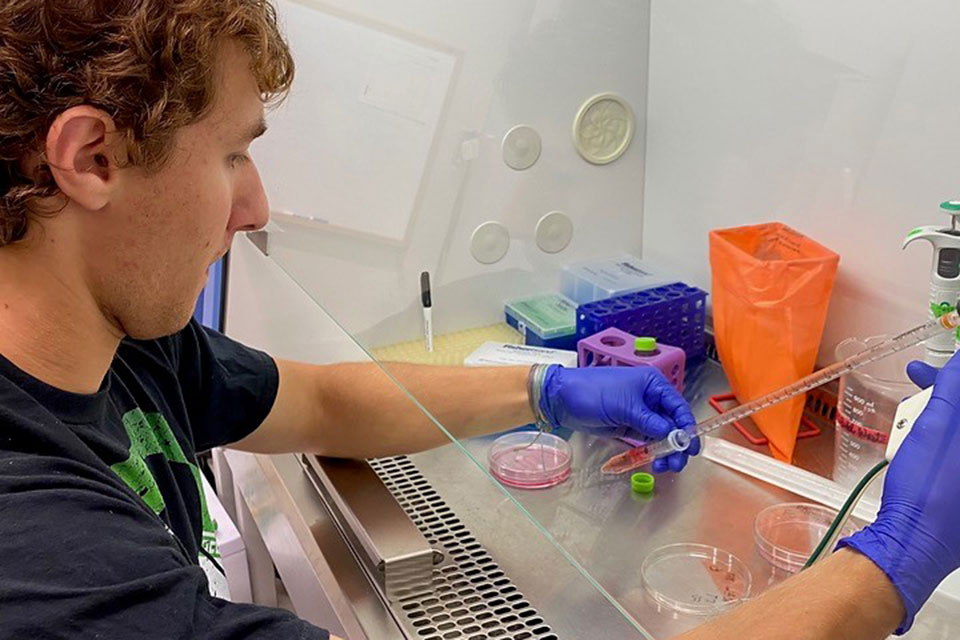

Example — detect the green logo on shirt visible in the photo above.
[111,409,219,559]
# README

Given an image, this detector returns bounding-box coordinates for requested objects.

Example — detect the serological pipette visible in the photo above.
[601,309,960,475]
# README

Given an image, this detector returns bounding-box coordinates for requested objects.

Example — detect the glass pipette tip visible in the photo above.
[601,309,960,475]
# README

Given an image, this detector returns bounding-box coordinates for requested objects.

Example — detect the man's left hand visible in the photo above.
[538,365,700,473]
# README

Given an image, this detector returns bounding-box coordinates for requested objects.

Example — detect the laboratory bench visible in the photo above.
[215,356,960,640]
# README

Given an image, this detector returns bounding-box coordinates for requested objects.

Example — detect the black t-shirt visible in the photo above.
[0,319,329,639]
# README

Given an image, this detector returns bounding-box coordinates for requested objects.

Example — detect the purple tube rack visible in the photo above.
[575,282,707,360]
[578,327,686,391]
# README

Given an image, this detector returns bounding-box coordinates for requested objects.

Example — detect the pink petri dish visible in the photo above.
[487,431,573,489]
[754,502,859,573]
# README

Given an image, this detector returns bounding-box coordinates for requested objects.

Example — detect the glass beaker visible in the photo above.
[833,336,919,499]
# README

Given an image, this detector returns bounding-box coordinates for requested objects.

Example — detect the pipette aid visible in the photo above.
[601,310,960,474]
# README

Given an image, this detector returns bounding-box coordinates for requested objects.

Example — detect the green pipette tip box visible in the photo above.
[504,293,578,349]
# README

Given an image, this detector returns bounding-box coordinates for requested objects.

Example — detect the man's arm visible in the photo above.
[673,549,903,640]
[231,360,532,457]
[232,358,701,472]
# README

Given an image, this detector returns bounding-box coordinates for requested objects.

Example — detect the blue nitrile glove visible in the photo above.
[906,360,939,389]
[837,351,960,633]
[538,365,700,473]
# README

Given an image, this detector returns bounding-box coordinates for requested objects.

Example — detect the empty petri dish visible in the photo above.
[487,431,572,489]
[642,543,752,615]
[754,502,858,573]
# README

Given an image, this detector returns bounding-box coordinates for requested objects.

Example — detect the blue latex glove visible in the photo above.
[538,365,700,473]
[905,359,939,388]
[837,351,960,633]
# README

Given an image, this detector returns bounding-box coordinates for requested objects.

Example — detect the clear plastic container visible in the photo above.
[487,431,572,489]
[561,256,676,304]
[754,502,857,573]
[834,336,919,499]
[641,543,752,615]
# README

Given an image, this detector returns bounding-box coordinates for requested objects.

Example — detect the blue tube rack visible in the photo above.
[575,283,708,360]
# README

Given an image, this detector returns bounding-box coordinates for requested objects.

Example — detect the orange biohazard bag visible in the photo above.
[709,223,839,462]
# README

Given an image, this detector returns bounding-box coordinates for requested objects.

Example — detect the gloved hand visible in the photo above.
[538,365,700,473]
[837,350,960,633]
[906,359,939,388]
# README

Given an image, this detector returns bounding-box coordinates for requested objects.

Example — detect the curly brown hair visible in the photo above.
[0,0,294,246]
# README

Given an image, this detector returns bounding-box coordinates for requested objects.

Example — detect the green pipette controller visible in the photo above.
[904,200,960,366]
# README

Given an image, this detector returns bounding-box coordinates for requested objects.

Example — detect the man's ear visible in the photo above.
[44,106,123,211]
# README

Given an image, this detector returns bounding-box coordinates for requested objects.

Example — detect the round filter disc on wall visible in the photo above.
[573,92,635,165]
[502,125,542,171]
[535,211,573,253]
[470,221,511,264]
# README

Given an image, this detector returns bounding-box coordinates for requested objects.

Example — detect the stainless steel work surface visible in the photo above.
[406,359,803,639]
[227,449,647,639]
[404,359,958,639]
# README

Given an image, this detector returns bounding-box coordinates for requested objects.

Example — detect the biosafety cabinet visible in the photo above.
[217,1,960,637]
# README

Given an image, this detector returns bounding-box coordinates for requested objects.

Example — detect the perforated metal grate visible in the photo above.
[368,456,559,640]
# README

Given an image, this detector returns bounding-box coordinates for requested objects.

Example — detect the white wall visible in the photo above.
[642,0,960,363]
[251,0,652,349]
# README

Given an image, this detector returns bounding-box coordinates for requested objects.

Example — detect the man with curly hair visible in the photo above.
[2,1,960,639]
